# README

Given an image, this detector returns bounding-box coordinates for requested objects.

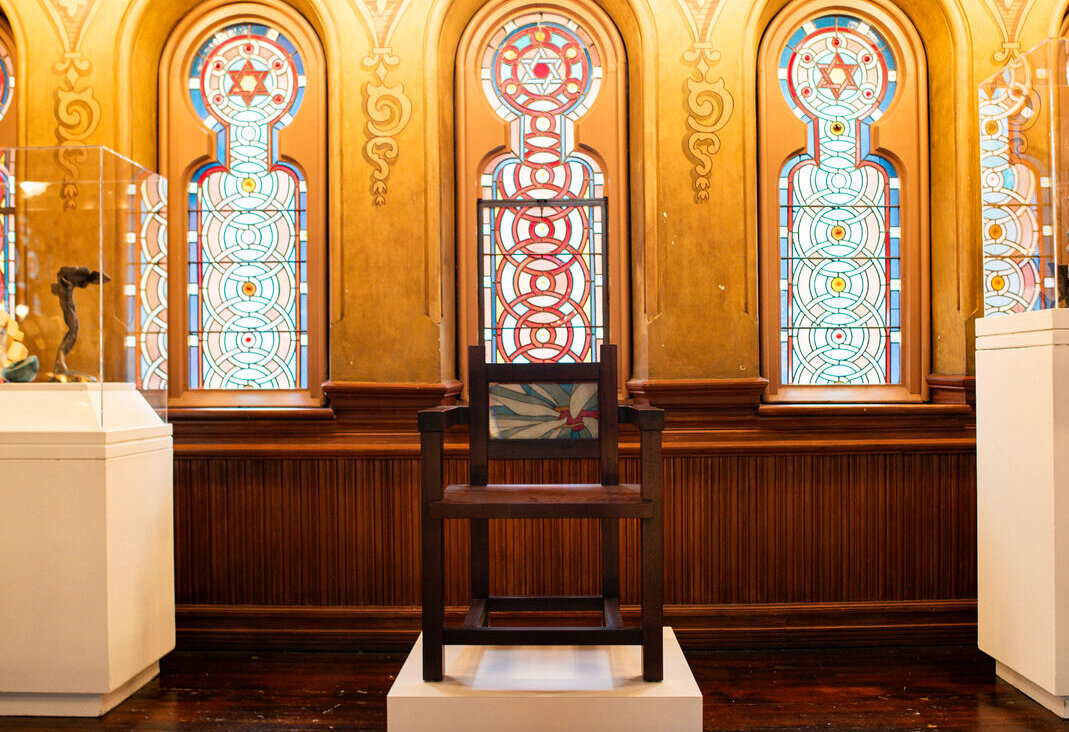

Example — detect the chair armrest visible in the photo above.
[618,404,665,431]
[418,404,470,432]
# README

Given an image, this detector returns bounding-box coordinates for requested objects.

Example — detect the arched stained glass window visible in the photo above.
[979,61,1045,315]
[187,24,308,389]
[456,0,628,377]
[0,23,16,317]
[161,3,325,406]
[779,17,900,385]
[759,1,928,402]
[127,172,169,390]
[479,14,605,364]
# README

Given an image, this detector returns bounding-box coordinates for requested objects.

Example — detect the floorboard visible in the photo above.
[0,646,1064,731]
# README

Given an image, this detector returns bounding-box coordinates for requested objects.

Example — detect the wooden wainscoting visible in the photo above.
[171,377,977,651]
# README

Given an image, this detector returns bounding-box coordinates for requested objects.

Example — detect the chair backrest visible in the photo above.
[467,344,619,486]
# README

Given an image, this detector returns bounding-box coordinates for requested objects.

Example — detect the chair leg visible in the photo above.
[601,518,619,603]
[422,515,445,681]
[641,514,663,682]
[470,519,490,620]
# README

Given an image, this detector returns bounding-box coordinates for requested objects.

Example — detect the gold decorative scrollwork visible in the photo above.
[677,1,733,203]
[41,0,101,210]
[683,46,733,203]
[362,49,412,206]
[351,0,412,206]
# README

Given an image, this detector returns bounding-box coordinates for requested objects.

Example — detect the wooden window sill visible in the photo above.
[757,402,972,418]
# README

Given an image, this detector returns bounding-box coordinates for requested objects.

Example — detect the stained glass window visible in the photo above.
[777,15,901,385]
[186,23,308,389]
[0,36,14,316]
[478,13,606,364]
[126,173,168,390]
[979,73,1047,315]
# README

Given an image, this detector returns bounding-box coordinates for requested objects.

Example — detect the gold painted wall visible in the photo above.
[0,0,1061,385]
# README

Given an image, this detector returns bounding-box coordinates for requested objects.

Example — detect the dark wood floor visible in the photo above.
[1,645,1065,731]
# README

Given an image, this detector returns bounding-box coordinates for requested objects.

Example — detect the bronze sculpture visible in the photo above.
[49,266,109,382]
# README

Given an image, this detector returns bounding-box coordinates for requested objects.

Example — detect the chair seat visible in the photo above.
[428,483,652,518]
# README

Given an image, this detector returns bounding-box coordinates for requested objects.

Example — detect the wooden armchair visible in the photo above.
[418,344,666,682]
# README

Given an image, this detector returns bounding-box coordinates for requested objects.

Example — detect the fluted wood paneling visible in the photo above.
[174,452,976,609]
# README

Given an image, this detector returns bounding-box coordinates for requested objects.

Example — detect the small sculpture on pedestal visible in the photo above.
[48,266,109,383]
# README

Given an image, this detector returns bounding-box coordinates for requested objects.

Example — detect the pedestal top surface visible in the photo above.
[390,627,699,699]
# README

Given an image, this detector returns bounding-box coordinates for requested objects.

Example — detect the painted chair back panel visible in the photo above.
[468,344,618,485]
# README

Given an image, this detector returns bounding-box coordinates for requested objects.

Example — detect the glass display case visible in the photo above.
[0,146,167,419]
[979,38,1069,316]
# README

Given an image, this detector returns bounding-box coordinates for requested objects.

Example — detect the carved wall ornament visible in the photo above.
[351,0,413,206]
[40,0,102,210]
[982,0,1039,62]
[677,0,733,203]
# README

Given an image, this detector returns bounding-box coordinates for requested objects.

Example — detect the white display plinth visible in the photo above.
[387,627,701,732]
[976,309,1069,718]
[0,383,175,717]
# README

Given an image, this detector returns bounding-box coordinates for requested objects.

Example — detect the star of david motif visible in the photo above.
[517,47,564,94]
[227,60,270,105]
[815,53,859,99]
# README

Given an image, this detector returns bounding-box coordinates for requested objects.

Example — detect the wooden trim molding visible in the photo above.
[627,377,769,419]
[171,380,461,454]
[172,377,974,456]
[175,600,977,652]
[926,374,976,406]
[169,407,335,421]
[323,379,462,413]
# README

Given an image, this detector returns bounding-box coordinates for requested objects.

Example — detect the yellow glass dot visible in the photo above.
[565,47,577,58]
[830,121,845,135]
[830,225,846,241]
[566,82,578,94]
[242,281,257,297]
[503,49,516,60]
[991,274,1006,291]
[534,30,546,41]
[241,178,256,193]
[984,120,999,135]
[830,277,847,293]
[988,223,1004,240]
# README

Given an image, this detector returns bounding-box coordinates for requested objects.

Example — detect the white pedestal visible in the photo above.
[0,383,175,716]
[976,309,1069,718]
[387,628,701,732]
